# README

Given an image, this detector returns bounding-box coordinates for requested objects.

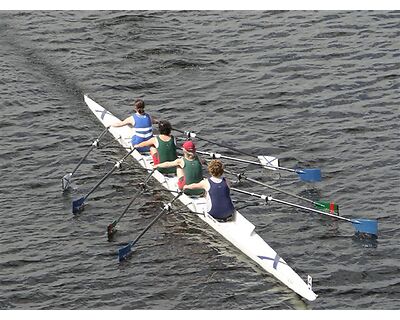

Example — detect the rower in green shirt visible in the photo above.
[154,140,204,195]
[134,120,177,174]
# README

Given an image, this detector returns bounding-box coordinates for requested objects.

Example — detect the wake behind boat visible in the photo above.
[79,95,318,302]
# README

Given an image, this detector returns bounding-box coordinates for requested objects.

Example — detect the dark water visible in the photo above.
[0,11,399,310]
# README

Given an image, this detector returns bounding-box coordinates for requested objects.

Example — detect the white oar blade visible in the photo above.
[62,173,72,190]
[258,156,279,171]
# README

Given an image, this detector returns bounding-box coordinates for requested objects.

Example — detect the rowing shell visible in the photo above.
[83,95,318,302]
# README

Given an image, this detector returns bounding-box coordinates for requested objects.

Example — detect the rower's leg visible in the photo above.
[150,147,160,165]
[177,167,185,190]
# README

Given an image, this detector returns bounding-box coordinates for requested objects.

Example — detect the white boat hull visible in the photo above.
[83,95,317,302]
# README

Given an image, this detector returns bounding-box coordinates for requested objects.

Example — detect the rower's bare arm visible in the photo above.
[134,137,156,149]
[183,179,206,190]
[112,117,133,127]
[154,158,182,169]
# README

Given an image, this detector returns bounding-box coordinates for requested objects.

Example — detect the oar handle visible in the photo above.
[230,187,352,223]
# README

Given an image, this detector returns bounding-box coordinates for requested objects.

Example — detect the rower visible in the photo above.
[184,159,235,222]
[111,99,157,152]
[154,140,204,195]
[134,120,177,174]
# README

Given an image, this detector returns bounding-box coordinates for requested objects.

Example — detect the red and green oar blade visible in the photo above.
[107,220,118,239]
[314,201,339,214]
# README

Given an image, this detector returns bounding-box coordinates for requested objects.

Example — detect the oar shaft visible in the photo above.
[225,169,314,205]
[84,165,118,200]
[130,206,168,247]
[197,150,298,174]
[173,130,321,182]
[115,190,145,224]
[71,126,110,176]
[84,148,135,201]
[172,128,254,157]
[271,197,352,223]
[246,177,313,204]
[130,193,182,247]
[71,145,95,176]
[197,151,260,165]
[115,169,155,224]
[230,187,352,223]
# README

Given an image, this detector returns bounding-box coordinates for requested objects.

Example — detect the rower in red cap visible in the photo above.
[154,140,204,195]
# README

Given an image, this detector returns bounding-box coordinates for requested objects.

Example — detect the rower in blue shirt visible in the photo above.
[184,159,235,221]
[111,99,157,152]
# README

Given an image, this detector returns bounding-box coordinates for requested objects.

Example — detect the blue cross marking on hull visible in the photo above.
[95,109,111,120]
[258,254,287,269]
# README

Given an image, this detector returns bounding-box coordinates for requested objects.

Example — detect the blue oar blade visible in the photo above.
[298,168,322,182]
[118,243,132,262]
[351,218,378,237]
[72,197,85,214]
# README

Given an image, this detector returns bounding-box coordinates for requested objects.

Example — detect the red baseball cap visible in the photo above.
[182,140,196,152]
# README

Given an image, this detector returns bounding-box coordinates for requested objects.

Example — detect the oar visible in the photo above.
[224,169,338,213]
[107,169,156,239]
[118,192,183,262]
[62,126,110,190]
[72,148,136,214]
[231,187,378,238]
[172,128,254,157]
[197,150,321,182]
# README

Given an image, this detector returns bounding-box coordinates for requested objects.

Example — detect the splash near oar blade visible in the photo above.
[297,168,322,182]
[314,201,339,214]
[351,218,378,237]
[72,197,85,214]
[118,243,132,262]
